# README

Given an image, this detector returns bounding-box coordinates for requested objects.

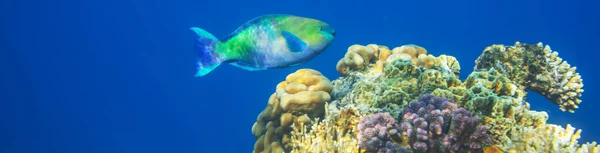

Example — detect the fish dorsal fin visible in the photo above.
[281,31,307,53]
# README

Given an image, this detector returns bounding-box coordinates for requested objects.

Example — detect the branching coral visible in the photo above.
[289,103,362,153]
[474,42,584,113]
[502,124,600,153]
[398,94,491,153]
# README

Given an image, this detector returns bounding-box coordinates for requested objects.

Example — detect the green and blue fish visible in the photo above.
[190,14,336,77]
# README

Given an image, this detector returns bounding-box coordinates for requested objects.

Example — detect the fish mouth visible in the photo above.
[325,28,335,36]
[319,30,335,41]
[319,31,335,44]
[319,25,336,37]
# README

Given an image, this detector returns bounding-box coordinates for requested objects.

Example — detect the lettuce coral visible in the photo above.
[251,42,597,153]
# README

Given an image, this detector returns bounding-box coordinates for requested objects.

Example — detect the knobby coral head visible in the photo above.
[399,94,492,153]
[358,112,399,151]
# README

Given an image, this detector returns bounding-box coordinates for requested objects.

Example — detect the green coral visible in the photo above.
[383,59,422,79]
[418,69,462,94]
[431,86,467,103]
[450,69,552,145]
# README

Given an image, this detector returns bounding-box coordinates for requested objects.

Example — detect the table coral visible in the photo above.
[251,42,597,153]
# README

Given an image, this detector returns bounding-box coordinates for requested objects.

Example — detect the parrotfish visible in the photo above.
[190,14,336,77]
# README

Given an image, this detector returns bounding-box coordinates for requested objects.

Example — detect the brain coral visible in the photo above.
[251,42,597,153]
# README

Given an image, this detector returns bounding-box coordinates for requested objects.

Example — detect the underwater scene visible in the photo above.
[2,0,600,153]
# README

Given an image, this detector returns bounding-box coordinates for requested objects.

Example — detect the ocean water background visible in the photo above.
[1,0,599,152]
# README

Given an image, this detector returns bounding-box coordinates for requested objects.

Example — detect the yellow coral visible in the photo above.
[335,45,376,76]
[412,54,436,68]
[484,146,504,153]
[335,43,459,78]
[276,69,333,116]
[386,52,412,64]
[502,124,600,153]
[289,104,362,153]
[436,55,461,76]
[377,45,392,62]
[392,44,428,58]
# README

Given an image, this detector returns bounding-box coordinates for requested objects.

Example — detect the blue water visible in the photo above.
[1,0,599,152]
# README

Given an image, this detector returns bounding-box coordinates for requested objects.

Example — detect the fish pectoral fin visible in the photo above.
[281,31,307,53]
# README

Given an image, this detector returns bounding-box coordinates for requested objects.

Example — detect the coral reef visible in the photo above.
[251,42,597,153]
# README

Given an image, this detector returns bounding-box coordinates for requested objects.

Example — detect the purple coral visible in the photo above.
[358,112,408,152]
[442,108,492,151]
[399,94,491,153]
[379,141,411,153]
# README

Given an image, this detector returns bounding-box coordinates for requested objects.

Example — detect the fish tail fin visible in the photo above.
[190,27,225,77]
